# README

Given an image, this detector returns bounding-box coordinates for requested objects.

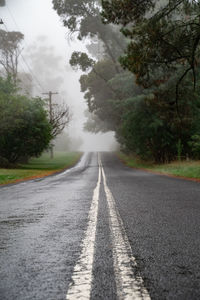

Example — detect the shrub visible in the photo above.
[0,93,52,164]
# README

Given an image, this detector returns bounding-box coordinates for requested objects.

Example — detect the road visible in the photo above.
[0,152,200,300]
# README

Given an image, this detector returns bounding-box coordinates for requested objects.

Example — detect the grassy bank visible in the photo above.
[0,151,82,185]
[118,152,200,180]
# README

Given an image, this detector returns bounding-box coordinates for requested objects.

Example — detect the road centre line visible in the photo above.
[66,153,150,299]
[100,158,151,300]
[66,154,101,300]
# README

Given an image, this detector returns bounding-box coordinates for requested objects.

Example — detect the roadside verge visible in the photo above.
[117,152,200,183]
[0,152,82,185]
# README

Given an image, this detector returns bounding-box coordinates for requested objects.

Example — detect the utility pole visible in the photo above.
[42,91,58,159]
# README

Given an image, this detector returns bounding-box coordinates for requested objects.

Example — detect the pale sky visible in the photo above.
[0,0,117,151]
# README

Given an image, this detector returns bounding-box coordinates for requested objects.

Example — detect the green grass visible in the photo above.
[117,152,200,180]
[0,151,82,185]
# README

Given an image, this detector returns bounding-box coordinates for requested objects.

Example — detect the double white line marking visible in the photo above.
[66,154,150,300]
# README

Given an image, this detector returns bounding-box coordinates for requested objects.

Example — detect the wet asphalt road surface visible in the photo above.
[0,152,200,300]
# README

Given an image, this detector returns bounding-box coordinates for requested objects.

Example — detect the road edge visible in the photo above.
[0,153,83,187]
[116,153,200,184]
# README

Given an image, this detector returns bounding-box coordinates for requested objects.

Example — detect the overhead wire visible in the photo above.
[2,7,45,93]
[1,22,34,90]
[2,22,43,93]
[6,5,20,31]
[2,21,8,32]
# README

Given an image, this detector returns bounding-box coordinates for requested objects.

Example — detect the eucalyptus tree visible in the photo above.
[53,0,200,161]
[52,0,128,134]
[100,0,200,161]
[102,0,200,104]
[0,29,24,83]
[52,0,125,66]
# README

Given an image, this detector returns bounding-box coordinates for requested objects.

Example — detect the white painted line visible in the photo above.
[100,159,151,300]
[66,153,150,300]
[66,153,101,300]
[54,152,89,179]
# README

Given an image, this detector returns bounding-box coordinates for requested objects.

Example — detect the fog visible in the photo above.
[0,0,118,151]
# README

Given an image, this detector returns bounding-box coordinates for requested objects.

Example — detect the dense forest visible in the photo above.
[53,0,200,163]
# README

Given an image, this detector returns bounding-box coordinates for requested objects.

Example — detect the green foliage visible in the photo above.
[108,72,142,100]
[52,0,99,38]
[54,0,200,163]
[84,111,112,133]
[119,73,200,163]
[102,1,200,93]
[79,59,124,131]
[0,76,17,94]
[53,0,126,67]
[20,152,81,171]
[0,77,52,164]
[118,152,200,180]
[53,0,128,138]
[102,0,154,24]
[99,0,200,162]
[0,30,24,81]
[70,52,95,71]
[188,135,200,159]
[120,99,176,162]
[177,139,183,161]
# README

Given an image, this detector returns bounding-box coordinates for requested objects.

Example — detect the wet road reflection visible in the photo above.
[0,153,99,300]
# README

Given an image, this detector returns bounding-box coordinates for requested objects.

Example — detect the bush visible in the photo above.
[188,135,200,159]
[0,156,9,168]
[0,92,52,164]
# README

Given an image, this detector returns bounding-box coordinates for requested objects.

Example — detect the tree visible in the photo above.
[99,0,200,161]
[79,59,120,130]
[0,29,24,82]
[102,1,200,103]
[0,75,16,94]
[0,0,5,6]
[53,0,129,141]
[52,0,125,66]
[52,0,200,162]
[26,38,72,142]
[0,77,52,165]
[49,102,71,138]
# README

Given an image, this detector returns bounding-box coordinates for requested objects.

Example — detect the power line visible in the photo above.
[20,54,44,92]
[2,22,43,92]
[6,5,34,53]
[1,22,39,92]
[2,21,8,31]
[1,13,45,93]
[6,5,19,31]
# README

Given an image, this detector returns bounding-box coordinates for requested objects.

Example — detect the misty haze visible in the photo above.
[1,1,200,300]
[0,0,118,152]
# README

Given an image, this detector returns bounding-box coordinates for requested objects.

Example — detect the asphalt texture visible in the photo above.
[0,152,200,300]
